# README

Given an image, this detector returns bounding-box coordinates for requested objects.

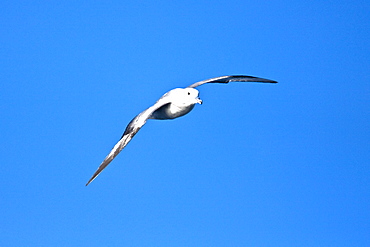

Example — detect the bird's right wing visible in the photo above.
[85,97,172,186]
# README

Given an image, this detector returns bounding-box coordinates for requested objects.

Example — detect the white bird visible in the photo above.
[86,75,277,186]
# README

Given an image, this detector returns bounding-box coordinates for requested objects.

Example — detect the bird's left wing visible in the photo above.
[85,97,172,186]
[187,75,277,88]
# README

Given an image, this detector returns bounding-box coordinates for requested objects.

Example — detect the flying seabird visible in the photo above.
[86,75,277,186]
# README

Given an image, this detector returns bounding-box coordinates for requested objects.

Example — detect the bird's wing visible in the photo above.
[187,75,277,88]
[85,97,172,186]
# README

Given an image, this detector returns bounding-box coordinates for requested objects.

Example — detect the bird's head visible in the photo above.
[166,88,202,106]
[185,88,202,105]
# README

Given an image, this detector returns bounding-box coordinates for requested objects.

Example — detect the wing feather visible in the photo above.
[85,97,172,186]
[187,75,277,88]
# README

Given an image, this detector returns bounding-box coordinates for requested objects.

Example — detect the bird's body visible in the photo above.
[150,103,195,119]
[149,88,201,120]
[86,75,277,186]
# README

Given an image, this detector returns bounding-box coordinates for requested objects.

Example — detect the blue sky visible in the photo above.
[1,0,369,246]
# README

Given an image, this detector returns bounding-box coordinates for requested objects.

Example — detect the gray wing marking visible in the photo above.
[187,75,277,88]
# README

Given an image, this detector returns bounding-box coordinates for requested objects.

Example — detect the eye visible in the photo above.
[188,92,190,95]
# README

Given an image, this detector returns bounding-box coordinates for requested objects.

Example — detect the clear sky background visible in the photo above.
[1,1,369,246]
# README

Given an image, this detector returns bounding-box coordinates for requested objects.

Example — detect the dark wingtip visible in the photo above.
[85,178,94,186]
[229,75,278,84]
[258,78,278,83]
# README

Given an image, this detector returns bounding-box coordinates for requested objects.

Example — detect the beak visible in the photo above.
[196,97,203,104]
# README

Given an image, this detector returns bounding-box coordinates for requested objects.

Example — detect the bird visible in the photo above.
[86,75,277,186]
